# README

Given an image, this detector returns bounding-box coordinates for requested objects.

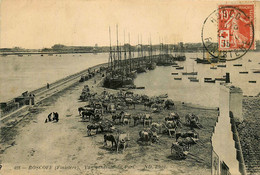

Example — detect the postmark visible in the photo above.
[202,4,255,62]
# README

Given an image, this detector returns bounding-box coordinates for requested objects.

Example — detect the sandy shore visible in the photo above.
[1,70,220,175]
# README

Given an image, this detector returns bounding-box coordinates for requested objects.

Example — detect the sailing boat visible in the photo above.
[217,63,226,68]
[174,43,186,61]
[195,48,210,64]
[189,62,199,82]
[182,61,198,75]
[196,48,218,64]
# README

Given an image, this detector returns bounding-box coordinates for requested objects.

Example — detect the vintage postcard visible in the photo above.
[0,0,259,174]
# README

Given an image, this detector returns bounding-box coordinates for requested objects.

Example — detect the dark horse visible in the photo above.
[144,101,154,110]
[104,134,117,148]
[112,111,124,124]
[132,115,142,126]
[87,123,103,136]
[82,111,94,121]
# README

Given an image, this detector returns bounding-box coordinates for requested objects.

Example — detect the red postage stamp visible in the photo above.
[218,4,255,51]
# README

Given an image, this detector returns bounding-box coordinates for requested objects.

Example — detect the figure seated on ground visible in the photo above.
[53,112,59,122]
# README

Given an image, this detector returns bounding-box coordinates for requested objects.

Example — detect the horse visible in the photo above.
[164,99,175,110]
[185,114,200,129]
[82,111,94,121]
[78,107,84,115]
[112,111,124,124]
[125,98,135,109]
[151,122,164,134]
[142,114,152,127]
[144,101,154,110]
[104,134,117,148]
[165,121,178,137]
[78,106,94,115]
[116,133,130,153]
[175,131,199,142]
[132,115,142,126]
[139,130,151,143]
[139,130,158,144]
[165,112,182,128]
[87,123,103,136]
[122,113,131,126]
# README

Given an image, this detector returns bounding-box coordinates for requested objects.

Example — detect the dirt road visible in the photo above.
[1,73,215,175]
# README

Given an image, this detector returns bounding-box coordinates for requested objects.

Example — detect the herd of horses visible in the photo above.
[77,88,201,156]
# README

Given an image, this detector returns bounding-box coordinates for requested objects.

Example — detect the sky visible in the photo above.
[0,0,259,49]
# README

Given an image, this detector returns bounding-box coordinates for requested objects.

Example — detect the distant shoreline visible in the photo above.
[0,51,104,56]
[1,49,260,56]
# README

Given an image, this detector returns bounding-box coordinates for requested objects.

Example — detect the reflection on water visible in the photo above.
[134,52,260,108]
[0,53,109,102]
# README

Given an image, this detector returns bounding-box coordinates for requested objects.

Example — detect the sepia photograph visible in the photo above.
[0,0,259,174]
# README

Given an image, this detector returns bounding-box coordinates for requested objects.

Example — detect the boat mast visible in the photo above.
[138,34,140,67]
[141,35,143,57]
[141,34,143,66]
[150,34,153,63]
[108,26,113,73]
[124,30,127,75]
[116,24,119,71]
[129,33,132,72]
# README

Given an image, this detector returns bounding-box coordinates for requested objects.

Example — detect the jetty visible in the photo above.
[0,62,108,121]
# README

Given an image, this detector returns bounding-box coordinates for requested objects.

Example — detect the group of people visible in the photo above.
[45,112,59,123]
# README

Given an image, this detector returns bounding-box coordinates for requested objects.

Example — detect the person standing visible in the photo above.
[47,113,52,121]
[56,112,59,122]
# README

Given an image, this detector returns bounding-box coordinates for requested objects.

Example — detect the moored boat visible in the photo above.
[219,58,226,63]
[147,62,156,70]
[190,79,199,82]
[195,58,210,64]
[215,78,226,81]
[176,66,184,70]
[174,55,186,61]
[136,67,146,73]
[233,64,242,66]
[252,70,260,73]
[210,66,217,70]
[239,71,249,74]
[204,78,215,83]
[182,72,198,75]
[188,77,197,80]
[204,77,212,80]
[174,77,182,80]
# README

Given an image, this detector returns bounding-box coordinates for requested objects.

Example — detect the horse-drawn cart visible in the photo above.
[171,142,189,159]
[185,113,201,128]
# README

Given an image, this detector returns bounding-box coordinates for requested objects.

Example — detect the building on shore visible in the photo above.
[211,83,259,175]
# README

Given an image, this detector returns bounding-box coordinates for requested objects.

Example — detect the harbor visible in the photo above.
[1,47,260,175]
[1,0,260,175]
